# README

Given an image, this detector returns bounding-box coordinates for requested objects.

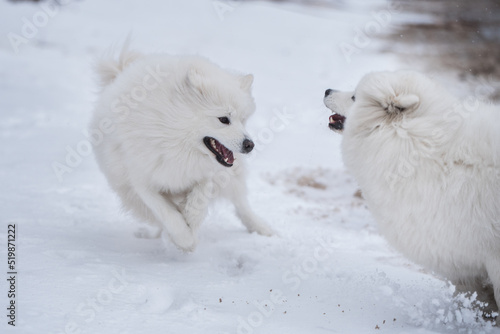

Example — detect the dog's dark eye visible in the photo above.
[351,95,356,102]
[218,117,230,125]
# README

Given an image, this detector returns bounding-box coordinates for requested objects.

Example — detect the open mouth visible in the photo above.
[203,137,234,167]
[329,113,346,131]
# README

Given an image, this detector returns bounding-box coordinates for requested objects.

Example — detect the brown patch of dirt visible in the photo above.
[385,0,500,100]
[296,175,327,190]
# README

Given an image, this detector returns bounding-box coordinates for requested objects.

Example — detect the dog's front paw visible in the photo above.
[246,218,274,237]
[253,224,274,237]
[162,227,197,252]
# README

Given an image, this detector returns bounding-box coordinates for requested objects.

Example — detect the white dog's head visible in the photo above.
[176,59,256,168]
[324,71,433,134]
[323,89,354,133]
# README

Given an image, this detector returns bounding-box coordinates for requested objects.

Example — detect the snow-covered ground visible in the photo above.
[1,0,498,333]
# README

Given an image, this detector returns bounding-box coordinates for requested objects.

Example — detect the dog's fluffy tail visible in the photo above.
[94,36,142,88]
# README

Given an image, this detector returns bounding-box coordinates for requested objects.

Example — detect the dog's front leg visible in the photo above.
[226,175,274,236]
[181,182,210,233]
[134,185,196,251]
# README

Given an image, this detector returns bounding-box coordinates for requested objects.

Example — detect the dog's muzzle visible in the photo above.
[324,88,346,132]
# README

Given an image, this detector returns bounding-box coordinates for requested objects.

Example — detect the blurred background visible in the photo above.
[5,0,500,99]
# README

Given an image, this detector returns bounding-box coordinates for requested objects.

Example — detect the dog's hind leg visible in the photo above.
[180,182,210,234]
[133,185,197,251]
[116,184,163,239]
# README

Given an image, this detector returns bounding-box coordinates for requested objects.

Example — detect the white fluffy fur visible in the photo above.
[91,47,272,251]
[325,71,500,311]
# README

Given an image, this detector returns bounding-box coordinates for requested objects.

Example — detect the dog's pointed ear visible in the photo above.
[386,94,419,113]
[187,67,205,90]
[240,74,253,92]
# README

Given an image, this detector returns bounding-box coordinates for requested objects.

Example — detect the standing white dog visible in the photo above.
[324,71,500,314]
[90,45,273,251]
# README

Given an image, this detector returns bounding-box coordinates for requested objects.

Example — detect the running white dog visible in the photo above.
[90,45,273,251]
[324,71,500,313]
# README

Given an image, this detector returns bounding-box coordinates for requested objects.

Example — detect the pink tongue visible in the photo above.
[217,142,234,164]
[330,114,345,123]
[226,151,234,164]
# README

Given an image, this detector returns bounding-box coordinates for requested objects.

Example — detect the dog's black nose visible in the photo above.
[325,89,336,97]
[325,88,338,97]
[241,138,254,154]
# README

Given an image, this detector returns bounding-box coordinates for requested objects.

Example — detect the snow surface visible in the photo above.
[0,0,498,333]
